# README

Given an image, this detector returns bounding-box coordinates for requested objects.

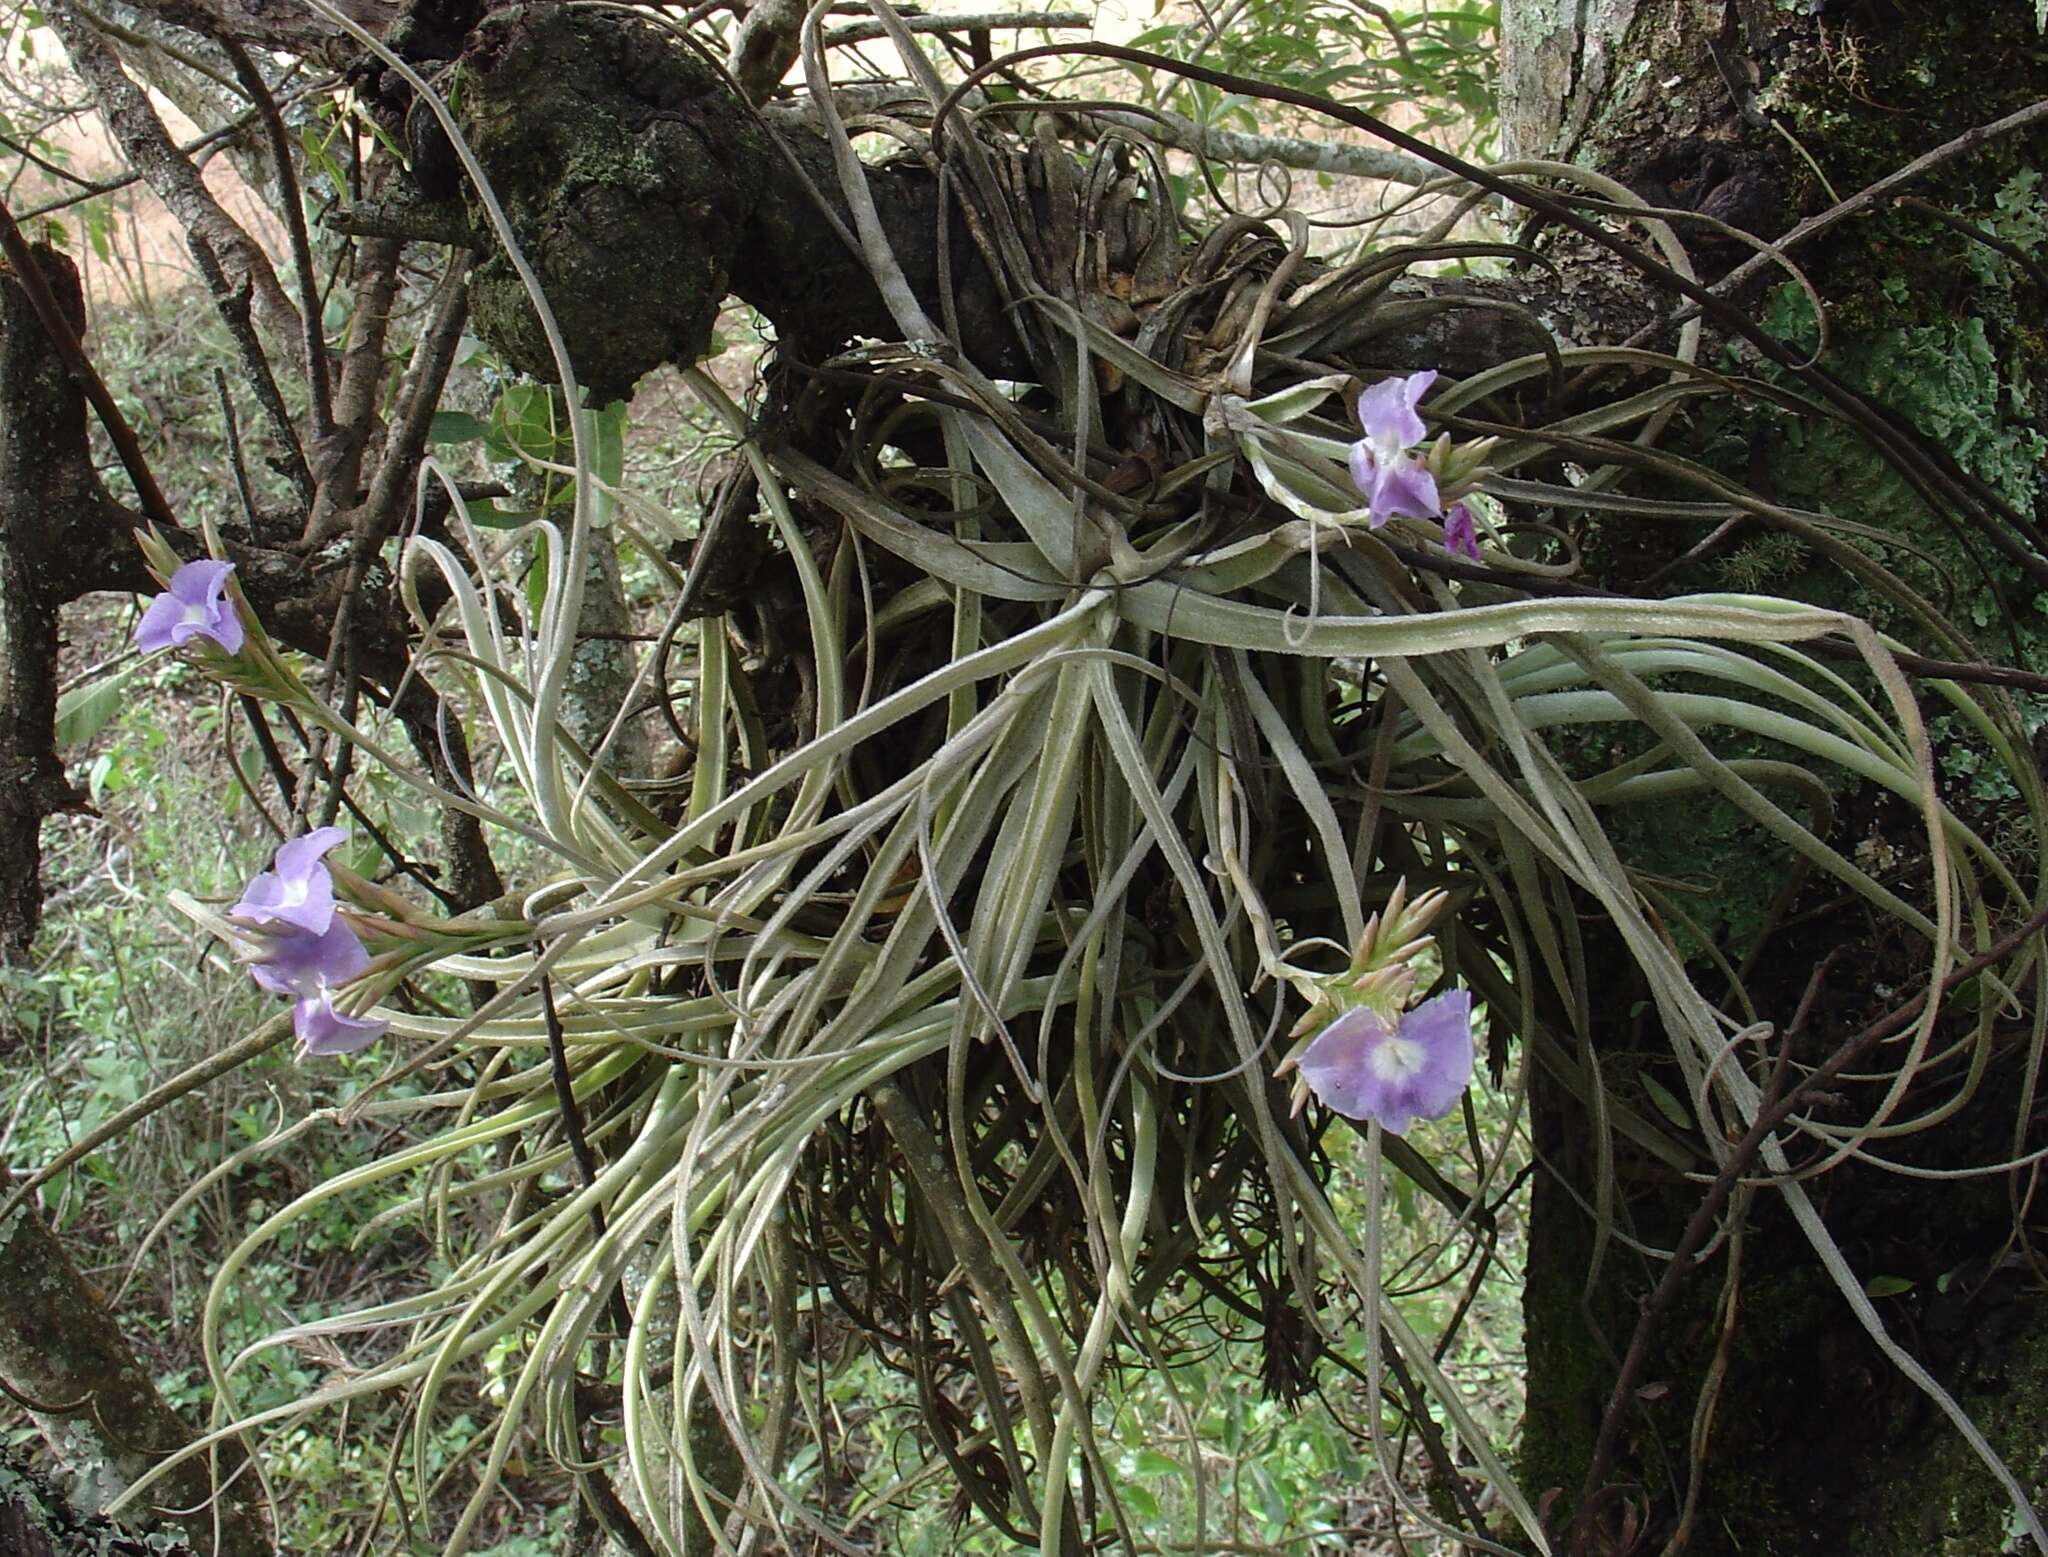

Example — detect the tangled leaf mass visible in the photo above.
[124,6,2048,1552]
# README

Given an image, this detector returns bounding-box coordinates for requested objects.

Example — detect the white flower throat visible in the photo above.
[1370,1035,1427,1081]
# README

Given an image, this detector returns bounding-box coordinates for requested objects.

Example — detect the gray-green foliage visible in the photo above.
[19,6,2047,1555]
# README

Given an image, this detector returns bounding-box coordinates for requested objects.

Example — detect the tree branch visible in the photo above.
[220,35,334,438]
[0,1170,271,1555]
[305,236,401,543]
[44,0,302,343]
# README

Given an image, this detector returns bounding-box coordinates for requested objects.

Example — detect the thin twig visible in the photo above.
[358,249,472,549]
[220,37,334,439]
[41,0,301,338]
[823,10,1089,45]
[212,367,261,527]
[1702,96,2048,309]
[307,236,402,543]
[17,79,342,223]
[186,234,315,503]
[538,971,635,1341]
[1895,194,2048,297]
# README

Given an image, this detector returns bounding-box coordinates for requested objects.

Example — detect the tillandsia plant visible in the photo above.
[29,3,2047,1554]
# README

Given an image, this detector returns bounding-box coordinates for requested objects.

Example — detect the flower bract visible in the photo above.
[1296,989,1474,1134]
[135,559,244,655]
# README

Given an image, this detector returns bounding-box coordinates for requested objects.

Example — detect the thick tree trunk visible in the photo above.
[0,1170,270,1556]
[1502,3,2048,1552]
[0,247,130,954]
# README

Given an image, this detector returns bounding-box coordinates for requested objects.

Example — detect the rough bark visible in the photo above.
[0,248,136,955]
[1502,2,2048,1551]
[383,2,1608,400]
[0,1447,198,1556]
[0,1170,270,1555]
[128,0,396,64]
[426,2,1033,400]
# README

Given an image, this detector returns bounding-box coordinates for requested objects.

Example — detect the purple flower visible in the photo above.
[243,918,389,1057]
[247,920,367,997]
[1348,371,1442,528]
[1296,989,1474,1134]
[291,990,390,1057]
[135,560,244,655]
[225,826,387,1058]
[1443,502,1482,561]
[231,826,348,936]
[1348,453,1442,526]
[1355,370,1436,451]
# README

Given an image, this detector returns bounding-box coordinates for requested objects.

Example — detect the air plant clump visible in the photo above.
[75,12,2048,1556]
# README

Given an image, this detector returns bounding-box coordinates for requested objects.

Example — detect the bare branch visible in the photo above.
[359,248,471,549]
[43,0,302,342]
[729,0,810,105]
[221,35,334,438]
[105,0,396,61]
[304,235,401,543]
[1077,102,1438,186]
[820,9,1091,46]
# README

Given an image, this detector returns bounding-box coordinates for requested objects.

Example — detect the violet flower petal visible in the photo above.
[273,826,349,884]
[1444,502,1482,561]
[1366,458,1442,526]
[293,992,389,1057]
[1388,990,1476,1122]
[1297,1006,1399,1122]
[1349,444,1443,528]
[1355,370,1436,451]
[248,921,369,999]
[1348,439,1380,503]
[168,558,235,606]
[1297,990,1474,1134]
[230,826,348,935]
[134,560,244,655]
[135,594,189,655]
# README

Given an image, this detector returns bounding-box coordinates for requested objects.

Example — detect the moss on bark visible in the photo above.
[1508,1,2048,1550]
